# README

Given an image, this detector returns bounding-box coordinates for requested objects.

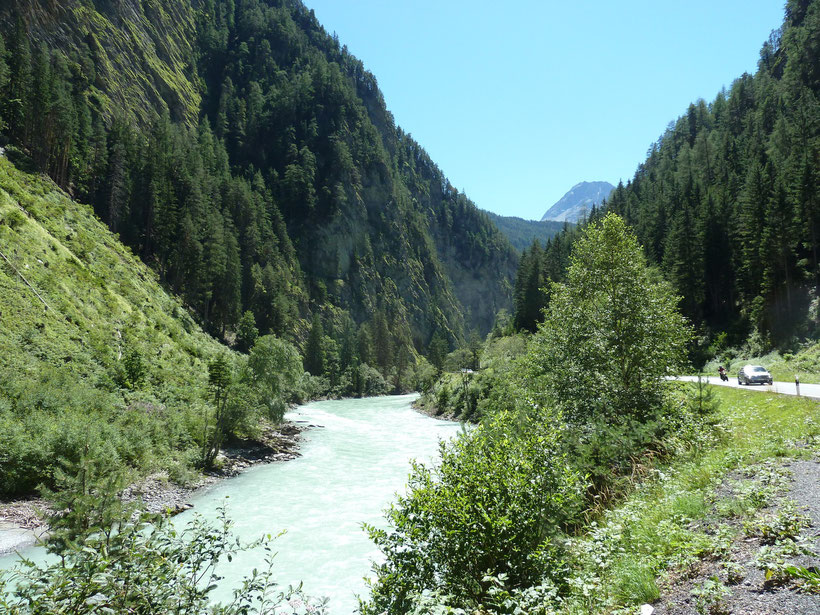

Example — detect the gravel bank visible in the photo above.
[0,421,306,555]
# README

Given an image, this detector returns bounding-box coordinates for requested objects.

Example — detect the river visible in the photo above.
[0,394,462,613]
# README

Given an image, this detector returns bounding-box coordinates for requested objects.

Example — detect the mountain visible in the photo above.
[0,0,518,366]
[484,211,568,252]
[541,181,615,222]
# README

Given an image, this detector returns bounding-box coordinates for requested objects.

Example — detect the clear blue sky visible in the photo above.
[306,1,786,220]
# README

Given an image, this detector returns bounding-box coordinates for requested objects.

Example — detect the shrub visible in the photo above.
[246,334,302,422]
[362,406,584,614]
[0,505,328,614]
[358,362,390,396]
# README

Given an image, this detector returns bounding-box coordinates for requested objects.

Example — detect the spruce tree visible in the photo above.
[4,19,31,142]
[0,33,8,130]
[304,314,326,376]
[428,331,449,374]
[373,309,392,373]
[235,310,259,353]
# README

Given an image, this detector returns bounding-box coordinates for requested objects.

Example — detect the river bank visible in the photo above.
[0,420,308,555]
[1,394,461,612]
[412,392,462,422]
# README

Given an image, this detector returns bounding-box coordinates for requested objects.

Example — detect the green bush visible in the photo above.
[362,407,584,613]
[358,362,390,397]
[0,207,26,229]
[0,503,328,614]
[0,361,204,496]
[246,334,302,422]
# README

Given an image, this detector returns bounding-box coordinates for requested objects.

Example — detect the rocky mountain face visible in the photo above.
[541,181,614,223]
[0,0,201,126]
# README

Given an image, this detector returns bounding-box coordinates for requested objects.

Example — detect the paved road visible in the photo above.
[675,375,820,400]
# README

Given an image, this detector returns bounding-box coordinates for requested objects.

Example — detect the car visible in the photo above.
[738,364,773,386]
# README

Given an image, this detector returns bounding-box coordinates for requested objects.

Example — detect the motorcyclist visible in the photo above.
[718,365,728,381]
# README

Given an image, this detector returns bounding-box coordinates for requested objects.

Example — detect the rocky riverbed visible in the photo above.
[0,421,306,555]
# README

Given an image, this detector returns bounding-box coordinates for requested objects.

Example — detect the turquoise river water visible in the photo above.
[0,394,462,614]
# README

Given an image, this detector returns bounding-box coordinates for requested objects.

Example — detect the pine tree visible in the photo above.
[304,314,326,376]
[103,117,133,234]
[4,19,31,141]
[339,318,358,372]
[513,241,546,332]
[235,310,259,353]
[372,309,392,373]
[760,179,799,338]
[0,33,9,130]
[29,44,53,170]
[428,331,449,374]
[357,325,373,366]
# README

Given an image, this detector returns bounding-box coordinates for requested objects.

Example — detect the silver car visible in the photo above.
[738,365,773,386]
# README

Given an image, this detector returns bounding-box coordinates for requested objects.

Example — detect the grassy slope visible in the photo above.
[0,153,228,491]
[561,386,820,613]
[0,153,220,390]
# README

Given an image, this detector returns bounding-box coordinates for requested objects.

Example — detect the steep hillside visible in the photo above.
[192,0,517,341]
[0,0,517,365]
[0,0,200,125]
[0,150,226,495]
[609,0,820,346]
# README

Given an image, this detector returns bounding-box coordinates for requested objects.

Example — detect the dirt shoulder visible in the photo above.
[653,457,820,615]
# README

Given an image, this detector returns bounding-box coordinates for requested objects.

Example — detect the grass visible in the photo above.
[0,156,220,389]
[561,386,820,613]
[0,154,230,495]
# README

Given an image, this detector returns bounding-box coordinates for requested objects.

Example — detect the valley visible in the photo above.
[0,0,818,613]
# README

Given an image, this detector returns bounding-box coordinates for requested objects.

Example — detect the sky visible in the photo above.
[305,0,786,220]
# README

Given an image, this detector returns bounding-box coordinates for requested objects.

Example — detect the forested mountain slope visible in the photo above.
[0,0,517,370]
[484,211,567,252]
[603,0,820,347]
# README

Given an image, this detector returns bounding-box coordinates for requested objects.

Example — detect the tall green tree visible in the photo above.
[372,309,392,372]
[247,334,302,423]
[4,19,30,141]
[427,330,449,374]
[202,354,234,468]
[304,314,326,376]
[513,241,546,332]
[0,33,9,130]
[527,214,691,425]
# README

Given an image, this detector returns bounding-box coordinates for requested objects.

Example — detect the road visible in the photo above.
[675,376,820,400]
